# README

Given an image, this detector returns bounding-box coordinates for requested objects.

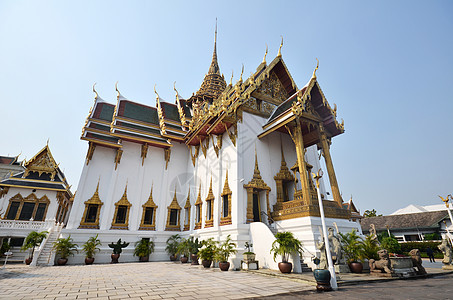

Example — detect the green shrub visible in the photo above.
[423,233,441,241]
[400,241,442,254]
[380,236,401,254]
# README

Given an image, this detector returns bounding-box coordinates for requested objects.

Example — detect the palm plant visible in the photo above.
[21,230,48,261]
[177,238,191,257]
[165,234,181,257]
[133,239,155,260]
[82,234,101,259]
[270,232,303,263]
[360,234,379,261]
[198,238,217,261]
[339,229,363,263]
[214,235,237,263]
[53,236,78,259]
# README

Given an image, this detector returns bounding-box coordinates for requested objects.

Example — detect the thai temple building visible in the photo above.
[58,29,362,269]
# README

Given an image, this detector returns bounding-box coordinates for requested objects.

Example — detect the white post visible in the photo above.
[313,170,338,290]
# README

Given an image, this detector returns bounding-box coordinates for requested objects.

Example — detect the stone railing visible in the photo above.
[0,219,55,230]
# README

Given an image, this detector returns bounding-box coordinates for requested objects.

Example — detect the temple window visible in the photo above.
[5,193,50,221]
[205,178,214,228]
[169,209,178,226]
[165,187,181,231]
[139,186,158,231]
[111,184,132,230]
[194,184,203,230]
[183,190,191,231]
[79,182,104,229]
[220,171,232,225]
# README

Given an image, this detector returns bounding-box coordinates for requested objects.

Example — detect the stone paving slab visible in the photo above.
[0,262,313,299]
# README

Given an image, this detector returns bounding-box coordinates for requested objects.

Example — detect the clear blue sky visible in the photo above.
[1,0,452,215]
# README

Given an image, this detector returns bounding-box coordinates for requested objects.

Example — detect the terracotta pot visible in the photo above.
[219,261,230,271]
[85,257,95,265]
[111,253,120,264]
[349,262,363,273]
[278,262,292,273]
[170,255,177,261]
[57,258,68,266]
[180,256,189,263]
[190,254,199,265]
[313,269,332,291]
[201,259,212,268]
[25,258,32,265]
[139,255,149,262]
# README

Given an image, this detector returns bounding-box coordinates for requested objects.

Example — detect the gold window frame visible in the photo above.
[111,184,132,230]
[183,189,191,231]
[5,192,50,221]
[165,187,181,231]
[139,185,158,230]
[194,184,203,230]
[220,170,232,226]
[79,181,104,229]
[205,177,214,228]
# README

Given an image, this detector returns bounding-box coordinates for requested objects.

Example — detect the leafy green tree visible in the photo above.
[380,236,401,254]
[21,231,48,260]
[363,209,382,218]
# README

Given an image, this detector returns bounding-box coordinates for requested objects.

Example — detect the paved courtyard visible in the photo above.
[0,262,313,300]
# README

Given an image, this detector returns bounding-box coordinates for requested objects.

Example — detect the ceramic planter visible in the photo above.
[349,262,363,273]
[85,257,95,265]
[180,256,189,263]
[57,258,68,266]
[219,262,230,271]
[313,269,332,291]
[169,255,177,261]
[25,258,32,265]
[111,254,120,264]
[201,259,212,268]
[190,254,199,265]
[278,262,292,273]
[139,255,149,262]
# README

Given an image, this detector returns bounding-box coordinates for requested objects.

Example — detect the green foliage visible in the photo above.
[399,241,442,254]
[360,234,380,261]
[339,229,363,263]
[244,241,254,254]
[380,236,402,254]
[187,236,202,255]
[134,239,155,257]
[214,235,237,263]
[53,236,78,259]
[165,234,181,256]
[363,209,382,218]
[424,232,441,240]
[197,238,218,261]
[270,232,303,263]
[82,234,101,258]
[108,239,129,254]
[176,238,191,257]
[21,230,48,260]
[1,241,11,255]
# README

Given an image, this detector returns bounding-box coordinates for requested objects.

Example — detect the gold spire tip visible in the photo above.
[92,82,99,100]
[277,36,283,57]
[229,70,233,85]
[240,64,244,81]
[262,44,268,64]
[313,58,319,78]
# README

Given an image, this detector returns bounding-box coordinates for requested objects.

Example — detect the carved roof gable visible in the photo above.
[24,145,58,176]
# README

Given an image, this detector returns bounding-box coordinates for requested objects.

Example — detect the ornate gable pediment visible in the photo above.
[255,70,289,103]
[24,145,58,178]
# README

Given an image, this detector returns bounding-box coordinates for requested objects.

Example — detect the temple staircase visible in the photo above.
[31,222,63,266]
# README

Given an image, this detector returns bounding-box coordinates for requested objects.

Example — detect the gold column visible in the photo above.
[294,119,311,204]
[266,190,271,223]
[320,124,342,206]
[246,188,254,223]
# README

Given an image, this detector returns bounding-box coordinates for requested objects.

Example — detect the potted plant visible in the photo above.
[82,234,101,265]
[188,236,201,265]
[177,238,190,263]
[339,229,364,273]
[243,241,255,262]
[215,235,237,271]
[198,238,217,268]
[1,241,11,257]
[108,239,129,263]
[21,230,48,265]
[133,238,155,262]
[165,234,181,261]
[270,232,303,273]
[53,236,78,266]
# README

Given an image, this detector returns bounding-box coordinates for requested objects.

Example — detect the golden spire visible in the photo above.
[253,146,262,180]
[223,169,230,190]
[313,58,319,78]
[115,81,120,99]
[92,83,99,100]
[208,18,220,75]
[262,44,268,64]
[229,70,233,85]
[277,36,283,57]
[239,64,244,82]
[174,82,186,125]
[280,140,286,166]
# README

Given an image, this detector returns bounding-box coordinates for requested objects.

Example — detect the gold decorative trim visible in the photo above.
[165,186,182,231]
[194,183,203,229]
[154,86,167,135]
[184,188,191,231]
[79,180,104,229]
[225,123,237,146]
[220,170,232,226]
[212,134,223,157]
[141,144,148,166]
[23,145,58,179]
[114,149,123,170]
[139,184,158,231]
[86,142,96,165]
[274,141,294,206]
[205,177,215,228]
[188,145,199,167]
[4,192,50,221]
[200,137,208,158]
[174,83,187,126]
[164,148,171,170]
[0,187,9,199]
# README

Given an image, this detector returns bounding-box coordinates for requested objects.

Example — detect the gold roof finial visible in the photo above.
[253,145,262,180]
[92,83,99,100]
[115,81,120,98]
[313,58,319,78]
[262,44,268,64]
[229,70,233,85]
[46,138,50,146]
[239,64,244,82]
[277,36,283,57]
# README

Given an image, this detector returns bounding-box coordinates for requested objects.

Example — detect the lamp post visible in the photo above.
[439,195,453,245]
[313,169,337,290]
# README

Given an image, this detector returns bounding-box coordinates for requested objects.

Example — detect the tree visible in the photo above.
[363,209,382,218]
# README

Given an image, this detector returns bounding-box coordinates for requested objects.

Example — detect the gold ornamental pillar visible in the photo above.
[319,124,343,206]
[294,118,311,204]
[246,188,254,223]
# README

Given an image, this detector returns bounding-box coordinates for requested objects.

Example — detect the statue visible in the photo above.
[438,239,452,265]
[369,249,393,274]
[108,239,130,263]
[315,236,328,270]
[369,224,379,244]
[409,249,427,275]
[328,227,345,265]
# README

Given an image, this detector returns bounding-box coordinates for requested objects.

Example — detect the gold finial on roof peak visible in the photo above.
[262,44,268,64]
[313,58,319,78]
[115,81,120,98]
[239,64,244,82]
[229,70,233,85]
[92,83,99,100]
[277,36,283,57]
